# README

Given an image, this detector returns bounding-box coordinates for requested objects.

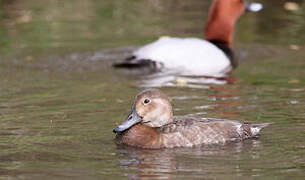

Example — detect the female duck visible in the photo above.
[113,89,271,149]
[114,0,263,77]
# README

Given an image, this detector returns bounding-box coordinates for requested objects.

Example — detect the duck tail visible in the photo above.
[250,122,273,136]
[113,58,157,69]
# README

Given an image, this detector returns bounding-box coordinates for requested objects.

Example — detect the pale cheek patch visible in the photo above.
[145,107,164,127]
[143,99,171,127]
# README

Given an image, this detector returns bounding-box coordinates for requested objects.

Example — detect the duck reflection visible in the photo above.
[116,139,262,179]
[134,71,238,89]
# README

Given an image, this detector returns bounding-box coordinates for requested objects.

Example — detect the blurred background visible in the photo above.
[1,0,305,55]
[0,0,304,180]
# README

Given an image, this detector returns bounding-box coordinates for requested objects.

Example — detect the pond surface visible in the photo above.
[0,0,305,179]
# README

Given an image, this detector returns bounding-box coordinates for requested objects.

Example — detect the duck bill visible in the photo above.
[244,0,263,12]
[113,107,142,133]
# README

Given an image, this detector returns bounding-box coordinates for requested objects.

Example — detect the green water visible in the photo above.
[0,0,305,179]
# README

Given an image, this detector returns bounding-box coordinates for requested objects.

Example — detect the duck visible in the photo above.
[113,0,263,77]
[113,89,271,149]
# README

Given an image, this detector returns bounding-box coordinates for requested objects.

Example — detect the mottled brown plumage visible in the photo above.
[113,89,271,149]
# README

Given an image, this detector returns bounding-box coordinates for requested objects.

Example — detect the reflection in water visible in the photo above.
[139,73,227,88]
[138,73,234,88]
[116,140,262,179]
[114,68,238,88]
[210,85,245,120]
[135,72,244,120]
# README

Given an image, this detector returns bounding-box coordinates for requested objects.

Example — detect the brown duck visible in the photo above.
[113,89,271,149]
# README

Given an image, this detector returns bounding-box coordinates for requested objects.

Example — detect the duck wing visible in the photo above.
[159,117,272,147]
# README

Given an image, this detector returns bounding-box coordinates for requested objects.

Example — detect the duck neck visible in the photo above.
[204,0,245,49]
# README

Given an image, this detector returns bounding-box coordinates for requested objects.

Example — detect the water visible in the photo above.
[0,0,305,179]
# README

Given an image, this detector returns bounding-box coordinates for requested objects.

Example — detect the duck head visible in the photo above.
[208,0,263,21]
[113,89,173,133]
[205,0,263,48]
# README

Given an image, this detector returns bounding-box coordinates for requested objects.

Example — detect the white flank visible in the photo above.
[133,37,231,77]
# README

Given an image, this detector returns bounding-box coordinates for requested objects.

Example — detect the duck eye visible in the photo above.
[143,99,151,104]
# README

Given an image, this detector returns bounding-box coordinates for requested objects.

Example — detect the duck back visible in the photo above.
[159,117,271,148]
